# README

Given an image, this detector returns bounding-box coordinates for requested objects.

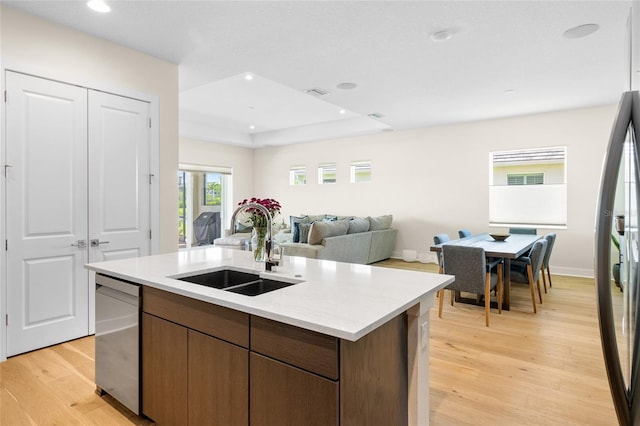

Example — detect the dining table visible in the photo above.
[430,233,541,310]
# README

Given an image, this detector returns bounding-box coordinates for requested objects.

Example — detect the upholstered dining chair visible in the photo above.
[540,233,556,292]
[509,227,537,235]
[439,245,503,327]
[509,239,547,313]
[433,233,450,273]
[458,229,473,238]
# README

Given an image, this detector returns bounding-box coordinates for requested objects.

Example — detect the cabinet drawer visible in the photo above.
[143,286,249,348]
[251,316,339,380]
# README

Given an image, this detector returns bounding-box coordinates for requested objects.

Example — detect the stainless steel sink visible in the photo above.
[224,278,297,296]
[176,269,259,289]
[175,269,300,296]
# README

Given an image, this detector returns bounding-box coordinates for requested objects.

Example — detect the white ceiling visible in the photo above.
[5,0,636,147]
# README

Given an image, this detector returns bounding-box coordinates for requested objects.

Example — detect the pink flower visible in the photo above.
[238,197,282,228]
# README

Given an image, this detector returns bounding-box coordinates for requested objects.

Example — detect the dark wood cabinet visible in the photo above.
[340,314,408,426]
[143,286,249,347]
[250,352,338,426]
[188,329,248,426]
[142,287,250,426]
[251,315,339,380]
[141,313,188,426]
[140,286,407,425]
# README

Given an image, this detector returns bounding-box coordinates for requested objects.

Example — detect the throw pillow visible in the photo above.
[308,220,349,245]
[290,215,309,243]
[368,214,393,231]
[348,217,370,234]
[304,214,327,222]
[298,222,313,243]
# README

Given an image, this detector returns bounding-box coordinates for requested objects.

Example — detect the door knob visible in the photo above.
[90,239,110,247]
[70,240,87,248]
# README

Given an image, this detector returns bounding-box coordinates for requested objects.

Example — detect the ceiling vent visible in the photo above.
[368,112,385,119]
[304,87,330,97]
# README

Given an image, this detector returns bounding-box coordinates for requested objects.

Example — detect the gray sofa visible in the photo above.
[279,214,397,264]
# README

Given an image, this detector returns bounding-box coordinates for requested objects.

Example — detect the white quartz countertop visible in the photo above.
[86,247,453,341]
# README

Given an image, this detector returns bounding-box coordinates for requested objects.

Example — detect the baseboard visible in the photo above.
[550,266,594,279]
[391,251,438,264]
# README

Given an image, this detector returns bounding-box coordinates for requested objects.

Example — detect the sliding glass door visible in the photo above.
[178,167,233,249]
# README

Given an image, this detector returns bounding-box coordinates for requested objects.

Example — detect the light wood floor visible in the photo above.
[380,258,617,425]
[0,260,618,425]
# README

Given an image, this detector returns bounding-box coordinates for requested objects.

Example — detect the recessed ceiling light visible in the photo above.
[504,89,516,94]
[245,74,254,81]
[430,30,452,42]
[336,82,357,90]
[249,125,255,130]
[87,0,110,13]
[339,109,346,114]
[368,112,385,119]
[563,23,599,39]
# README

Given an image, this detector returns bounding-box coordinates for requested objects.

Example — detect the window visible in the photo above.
[489,147,566,227]
[318,163,336,184]
[350,161,372,183]
[507,173,544,185]
[289,166,307,185]
[203,173,222,206]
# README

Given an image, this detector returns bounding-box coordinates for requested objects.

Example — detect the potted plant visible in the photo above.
[237,197,281,261]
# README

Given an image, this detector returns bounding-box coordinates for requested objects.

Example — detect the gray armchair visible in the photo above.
[510,239,547,313]
[540,233,556,291]
[439,245,503,327]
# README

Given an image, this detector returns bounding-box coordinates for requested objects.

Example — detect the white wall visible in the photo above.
[179,137,254,231]
[0,5,179,254]
[254,104,618,277]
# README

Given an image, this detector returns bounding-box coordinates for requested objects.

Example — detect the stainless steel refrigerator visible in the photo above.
[596,90,640,425]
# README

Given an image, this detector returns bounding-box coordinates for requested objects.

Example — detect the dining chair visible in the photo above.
[458,229,473,238]
[509,227,537,235]
[540,233,556,291]
[433,234,450,273]
[439,245,503,327]
[509,239,547,313]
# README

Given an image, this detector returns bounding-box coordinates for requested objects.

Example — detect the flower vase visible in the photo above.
[251,227,267,262]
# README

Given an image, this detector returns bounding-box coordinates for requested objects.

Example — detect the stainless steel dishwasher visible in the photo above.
[95,273,140,414]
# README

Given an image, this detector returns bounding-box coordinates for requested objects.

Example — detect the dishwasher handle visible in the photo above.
[97,285,139,307]
[95,274,140,298]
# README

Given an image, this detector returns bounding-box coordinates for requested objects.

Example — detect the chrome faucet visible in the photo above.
[230,203,277,269]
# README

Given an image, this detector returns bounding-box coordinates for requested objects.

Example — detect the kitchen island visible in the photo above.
[87,247,453,426]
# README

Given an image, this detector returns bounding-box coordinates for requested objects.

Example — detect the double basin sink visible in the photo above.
[175,269,300,296]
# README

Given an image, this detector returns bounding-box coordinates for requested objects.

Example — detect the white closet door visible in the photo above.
[5,72,89,356]
[88,90,151,263]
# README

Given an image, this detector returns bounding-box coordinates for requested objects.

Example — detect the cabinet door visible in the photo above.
[188,330,249,426]
[250,353,338,426]
[142,313,188,425]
